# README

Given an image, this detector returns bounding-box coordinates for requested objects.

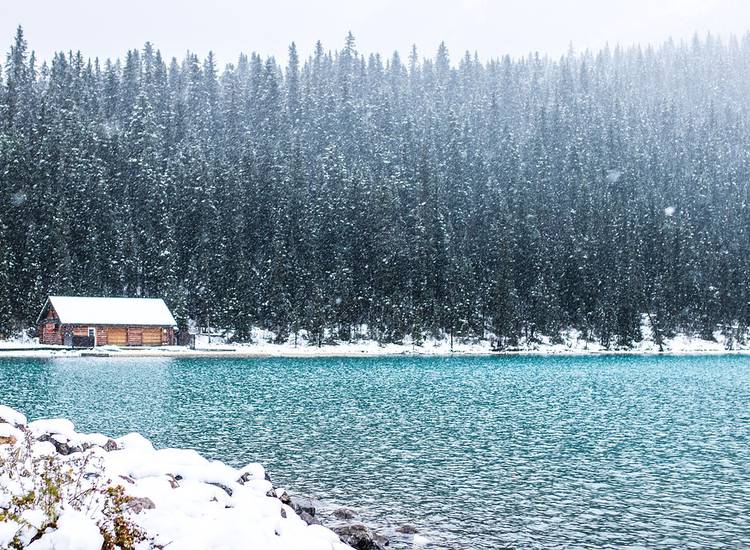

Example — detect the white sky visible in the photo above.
[1,0,749,67]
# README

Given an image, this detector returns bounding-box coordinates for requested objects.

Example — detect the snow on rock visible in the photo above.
[0,405,27,427]
[116,432,155,453]
[104,446,247,490]
[0,405,354,550]
[28,418,76,437]
[31,440,58,457]
[75,432,111,448]
[25,419,118,456]
[238,462,266,481]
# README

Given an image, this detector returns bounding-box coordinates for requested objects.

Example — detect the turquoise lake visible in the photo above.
[1,355,749,548]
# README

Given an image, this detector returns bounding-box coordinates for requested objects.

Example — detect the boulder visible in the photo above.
[333,524,388,550]
[237,471,253,484]
[124,496,155,514]
[396,524,418,534]
[78,435,118,452]
[270,488,292,505]
[292,497,316,517]
[299,511,321,525]
[373,533,389,548]
[333,507,356,519]
[207,481,233,496]
[37,433,83,455]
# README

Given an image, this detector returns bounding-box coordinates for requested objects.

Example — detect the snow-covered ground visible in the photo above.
[0,405,354,550]
[1,318,749,358]
[207,328,750,356]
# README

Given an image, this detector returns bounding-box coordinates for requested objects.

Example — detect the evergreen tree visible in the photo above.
[0,28,749,348]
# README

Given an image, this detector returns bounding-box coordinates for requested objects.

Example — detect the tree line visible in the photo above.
[1,27,749,347]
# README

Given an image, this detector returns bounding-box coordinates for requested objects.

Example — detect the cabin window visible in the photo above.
[88,328,95,338]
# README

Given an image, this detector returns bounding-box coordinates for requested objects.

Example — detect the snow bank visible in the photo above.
[0,407,353,550]
[2,318,750,358]
[217,323,750,357]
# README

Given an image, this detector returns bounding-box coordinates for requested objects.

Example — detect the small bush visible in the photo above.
[0,432,146,548]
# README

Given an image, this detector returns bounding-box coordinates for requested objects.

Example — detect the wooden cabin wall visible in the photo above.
[127,327,143,346]
[38,304,62,345]
[38,321,174,346]
[39,322,62,345]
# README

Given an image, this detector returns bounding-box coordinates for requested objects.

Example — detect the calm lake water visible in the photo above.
[1,354,749,549]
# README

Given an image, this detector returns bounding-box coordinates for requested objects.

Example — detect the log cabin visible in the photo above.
[36,296,177,347]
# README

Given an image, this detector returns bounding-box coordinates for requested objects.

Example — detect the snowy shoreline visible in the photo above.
[1,329,749,359]
[1,345,749,359]
[0,405,393,550]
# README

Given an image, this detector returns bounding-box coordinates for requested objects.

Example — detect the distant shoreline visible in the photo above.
[1,339,749,359]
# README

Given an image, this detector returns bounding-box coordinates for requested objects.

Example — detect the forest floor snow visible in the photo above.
[194,329,750,357]
[1,319,749,358]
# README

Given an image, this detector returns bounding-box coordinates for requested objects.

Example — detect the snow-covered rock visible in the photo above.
[28,418,76,437]
[0,405,27,427]
[0,405,354,550]
[116,432,155,453]
[238,461,266,481]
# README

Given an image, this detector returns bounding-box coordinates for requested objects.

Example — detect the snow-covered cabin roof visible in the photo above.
[37,296,177,327]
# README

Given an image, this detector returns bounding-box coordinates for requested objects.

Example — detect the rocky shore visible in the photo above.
[0,405,391,550]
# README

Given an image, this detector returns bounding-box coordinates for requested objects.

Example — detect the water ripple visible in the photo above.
[1,355,749,549]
